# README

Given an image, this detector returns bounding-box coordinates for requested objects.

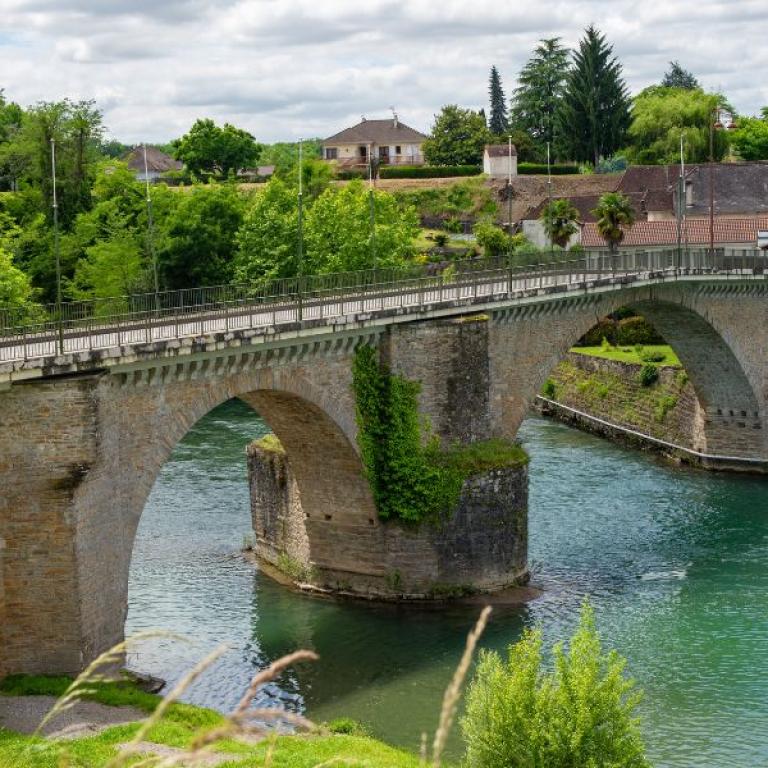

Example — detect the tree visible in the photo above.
[541,198,580,247]
[304,181,418,273]
[234,178,299,284]
[488,66,508,136]
[627,86,730,164]
[730,113,768,160]
[593,192,635,252]
[509,38,570,157]
[422,105,491,166]
[462,601,649,768]
[258,139,323,174]
[173,119,262,179]
[558,26,631,166]
[158,185,246,288]
[0,245,37,312]
[473,220,510,257]
[662,61,699,90]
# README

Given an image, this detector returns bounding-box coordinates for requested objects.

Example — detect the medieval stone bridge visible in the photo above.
[1,251,767,676]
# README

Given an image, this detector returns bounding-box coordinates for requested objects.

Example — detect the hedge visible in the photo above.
[518,163,580,175]
[378,165,481,179]
[335,168,368,180]
[577,316,665,347]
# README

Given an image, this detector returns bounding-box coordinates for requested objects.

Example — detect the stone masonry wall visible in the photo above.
[542,352,706,453]
[247,438,528,598]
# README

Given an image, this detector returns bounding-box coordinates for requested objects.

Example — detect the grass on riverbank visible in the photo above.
[572,344,681,367]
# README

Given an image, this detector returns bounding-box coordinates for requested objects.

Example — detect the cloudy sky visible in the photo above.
[2,0,767,144]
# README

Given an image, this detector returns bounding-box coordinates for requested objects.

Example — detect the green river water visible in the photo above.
[126,399,768,766]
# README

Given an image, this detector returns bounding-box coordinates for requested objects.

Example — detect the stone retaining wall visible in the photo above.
[247,438,528,599]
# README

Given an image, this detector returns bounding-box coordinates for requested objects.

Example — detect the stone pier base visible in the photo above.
[247,437,528,599]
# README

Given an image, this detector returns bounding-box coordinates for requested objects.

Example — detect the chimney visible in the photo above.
[390,106,398,128]
[361,115,366,122]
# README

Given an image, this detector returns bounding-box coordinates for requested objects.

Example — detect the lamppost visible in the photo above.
[51,138,63,354]
[506,135,513,254]
[708,106,737,262]
[297,137,304,321]
[142,144,160,312]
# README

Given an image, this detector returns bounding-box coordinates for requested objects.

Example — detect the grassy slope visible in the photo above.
[0,675,427,768]
[571,344,681,367]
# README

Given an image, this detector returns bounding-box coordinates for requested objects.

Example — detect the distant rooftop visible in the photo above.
[123,146,182,174]
[582,216,768,248]
[324,117,427,145]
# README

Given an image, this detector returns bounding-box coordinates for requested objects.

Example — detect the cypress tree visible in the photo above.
[488,66,508,136]
[558,26,631,166]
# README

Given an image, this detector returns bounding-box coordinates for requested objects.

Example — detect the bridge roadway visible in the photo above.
[1,248,766,380]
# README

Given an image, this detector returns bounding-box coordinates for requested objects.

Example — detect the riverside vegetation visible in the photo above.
[0,602,650,767]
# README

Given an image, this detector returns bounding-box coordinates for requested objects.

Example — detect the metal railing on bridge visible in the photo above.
[1,246,766,364]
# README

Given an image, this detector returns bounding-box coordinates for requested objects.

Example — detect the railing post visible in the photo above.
[22,325,27,361]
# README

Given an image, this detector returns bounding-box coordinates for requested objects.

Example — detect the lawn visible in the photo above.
[571,344,681,367]
[0,675,431,768]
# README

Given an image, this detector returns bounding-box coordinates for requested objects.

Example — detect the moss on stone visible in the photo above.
[251,432,285,454]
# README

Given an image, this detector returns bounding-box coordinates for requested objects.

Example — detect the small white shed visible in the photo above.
[483,143,517,179]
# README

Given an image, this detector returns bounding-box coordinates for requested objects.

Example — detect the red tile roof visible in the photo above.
[581,217,768,248]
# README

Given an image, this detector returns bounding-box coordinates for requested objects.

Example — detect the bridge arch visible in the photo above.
[490,285,766,460]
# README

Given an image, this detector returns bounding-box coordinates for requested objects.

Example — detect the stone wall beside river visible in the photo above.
[539,352,706,458]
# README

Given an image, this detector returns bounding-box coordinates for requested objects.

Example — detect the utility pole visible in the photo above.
[51,138,63,355]
[506,135,513,258]
[297,137,304,321]
[143,144,160,312]
[676,133,684,271]
[709,110,715,264]
[547,141,554,258]
[369,149,376,271]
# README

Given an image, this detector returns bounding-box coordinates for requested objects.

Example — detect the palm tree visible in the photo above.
[540,198,580,248]
[592,192,635,253]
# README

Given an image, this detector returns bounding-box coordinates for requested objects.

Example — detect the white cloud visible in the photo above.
[0,0,766,143]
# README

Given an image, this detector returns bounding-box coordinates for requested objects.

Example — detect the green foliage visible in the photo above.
[378,164,480,179]
[422,105,491,166]
[325,718,371,737]
[596,154,628,173]
[636,346,666,363]
[655,394,679,422]
[730,114,768,161]
[158,184,246,289]
[579,315,665,347]
[517,162,580,175]
[462,600,650,768]
[352,346,526,524]
[639,362,659,387]
[172,118,262,179]
[540,198,579,247]
[235,178,299,284]
[304,181,419,274]
[488,65,508,135]
[258,138,323,173]
[510,38,570,155]
[627,86,730,164]
[0,245,37,314]
[392,177,497,220]
[281,157,333,199]
[542,378,557,399]
[662,61,700,90]
[592,192,636,252]
[473,220,510,257]
[558,26,632,166]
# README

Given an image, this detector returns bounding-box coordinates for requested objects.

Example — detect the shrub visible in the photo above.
[462,601,649,768]
[473,220,510,257]
[433,232,448,247]
[542,378,557,399]
[379,164,481,179]
[517,162,580,175]
[577,315,664,347]
[655,395,678,422]
[443,216,464,233]
[639,363,659,387]
[326,718,370,736]
[335,168,367,180]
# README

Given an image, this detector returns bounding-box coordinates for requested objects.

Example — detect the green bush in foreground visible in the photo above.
[462,601,650,768]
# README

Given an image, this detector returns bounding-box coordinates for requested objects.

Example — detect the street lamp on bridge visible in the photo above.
[708,106,738,260]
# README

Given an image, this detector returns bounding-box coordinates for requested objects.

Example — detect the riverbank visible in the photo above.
[0,674,426,767]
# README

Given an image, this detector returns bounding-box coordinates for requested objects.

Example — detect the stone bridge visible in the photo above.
[1,263,767,676]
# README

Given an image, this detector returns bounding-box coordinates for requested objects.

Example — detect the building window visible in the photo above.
[325,147,338,160]
[395,145,401,155]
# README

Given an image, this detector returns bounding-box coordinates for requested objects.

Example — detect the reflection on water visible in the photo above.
[127,400,768,767]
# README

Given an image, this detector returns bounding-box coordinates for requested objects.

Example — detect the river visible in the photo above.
[126,399,768,766]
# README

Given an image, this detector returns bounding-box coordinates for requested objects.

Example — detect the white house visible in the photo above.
[483,144,517,179]
[322,116,427,167]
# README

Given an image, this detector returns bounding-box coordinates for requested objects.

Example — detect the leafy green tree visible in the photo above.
[462,601,649,768]
[71,233,146,299]
[730,113,768,160]
[541,198,580,247]
[234,179,299,284]
[173,119,262,179]
[158,185,246,288]
[422,105,491,166]
[282,157,333,200]
[0,245,37,311]
[593,192,636,252]
[510,38,570,156]
[558,26,631,166]
[488,66,508,136]
[304,181,419,273]
[662,61,699,89]
[258,139,323,173]
[627,86,730,164]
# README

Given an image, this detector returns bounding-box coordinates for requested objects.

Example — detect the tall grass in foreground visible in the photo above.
[24,608,493,768]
